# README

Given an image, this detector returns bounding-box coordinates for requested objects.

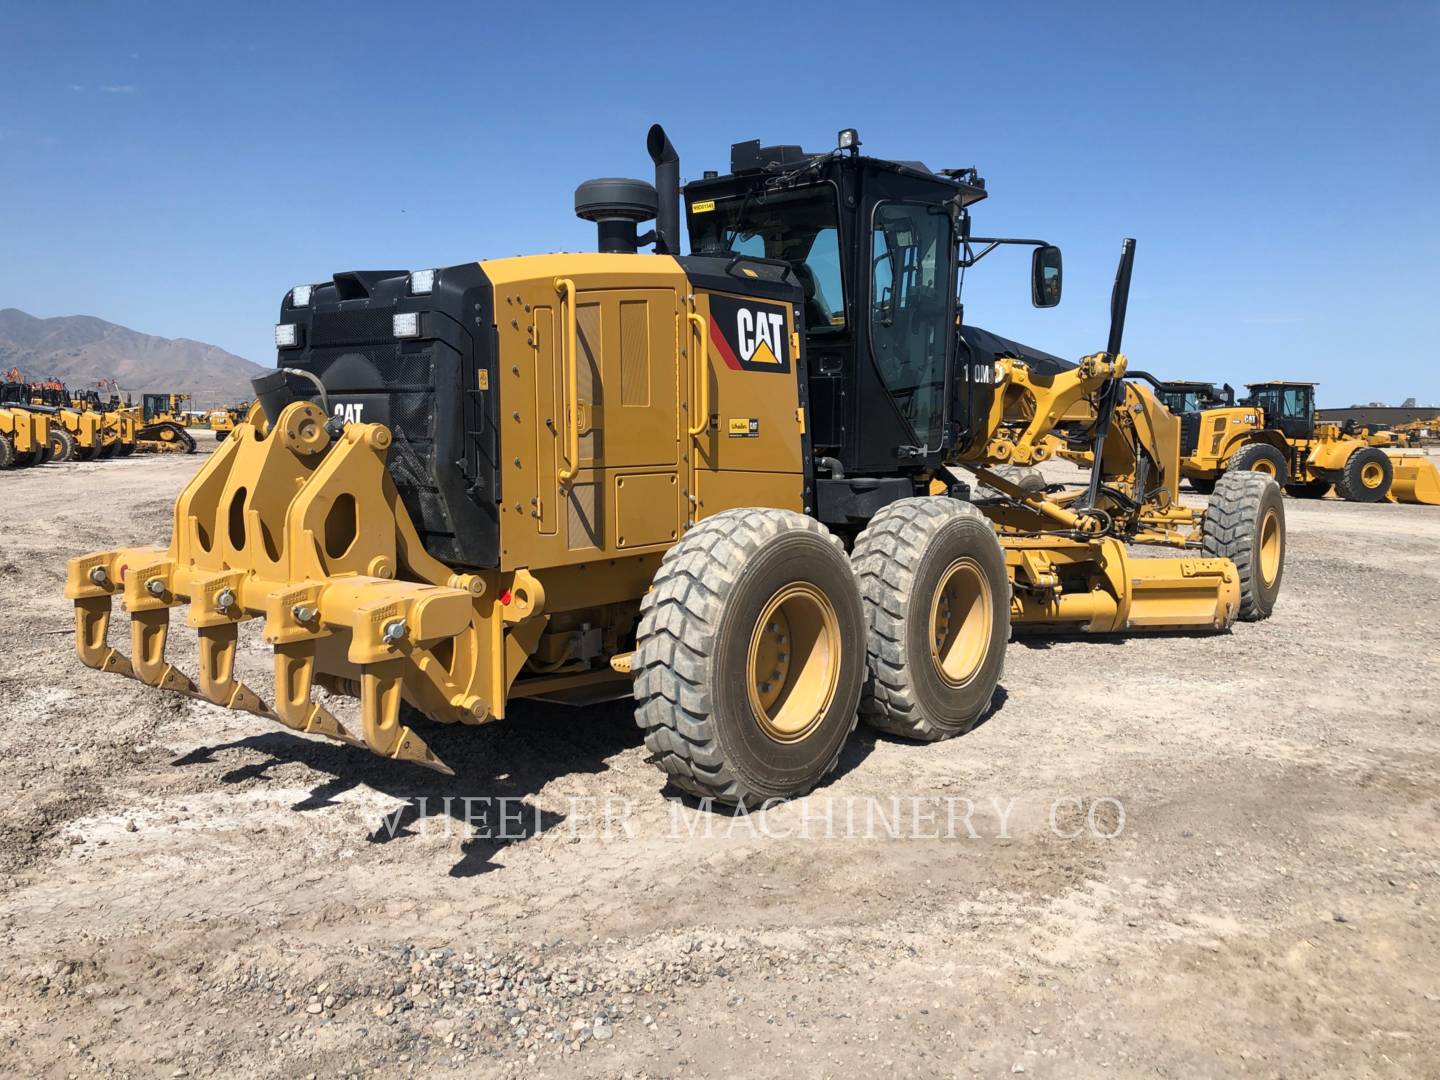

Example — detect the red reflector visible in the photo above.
[499,589,512,605]
[119,564,129,582]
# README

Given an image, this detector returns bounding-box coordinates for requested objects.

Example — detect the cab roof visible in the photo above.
[684,140,989,208]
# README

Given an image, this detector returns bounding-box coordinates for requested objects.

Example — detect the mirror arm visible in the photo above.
[959,236,1051,268]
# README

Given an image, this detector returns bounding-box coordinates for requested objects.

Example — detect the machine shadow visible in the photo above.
[1014,627,1225,651]
[173,695,648,877]
[665,685,1008,817]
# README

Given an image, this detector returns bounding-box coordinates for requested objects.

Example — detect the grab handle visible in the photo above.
[554,277,579,484]
[687,310,710,438]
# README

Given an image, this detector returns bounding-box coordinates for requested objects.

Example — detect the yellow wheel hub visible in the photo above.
[929,558,993,687]
[1258,508,1281,586]
[1361,461,1384,488]
[1253,459,1277,477]
[747,583,840,743]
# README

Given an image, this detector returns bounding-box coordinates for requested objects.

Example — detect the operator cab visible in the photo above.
[1244,381,1315,440]
[682,130,1062,480]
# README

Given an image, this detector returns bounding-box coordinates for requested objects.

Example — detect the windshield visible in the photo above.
[689,186,846,334]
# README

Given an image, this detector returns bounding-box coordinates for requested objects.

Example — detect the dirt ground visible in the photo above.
[1,446,1438,1079]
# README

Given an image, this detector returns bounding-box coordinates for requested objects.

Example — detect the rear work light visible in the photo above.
[275,323,298,348]
[393,312,420,339]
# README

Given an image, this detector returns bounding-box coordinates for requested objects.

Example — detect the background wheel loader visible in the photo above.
[207,401,251,441]
[9,378,116,462]
[0,373,55,469]
[1155,378,1439,504]
[65,126,1285,806]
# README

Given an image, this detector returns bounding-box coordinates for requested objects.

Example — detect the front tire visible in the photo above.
[633,508,865,808]
[1202,471,1285,621]
[48,426,76,462]
[1335,448,1391,502]
[852,498,1010,741]
[1226,442,1290,487]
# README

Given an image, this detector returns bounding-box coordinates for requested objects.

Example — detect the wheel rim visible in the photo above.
[747,583,841,744]
[1258,508,1281,586]
[929,558,993,688]
[1252,459,1277,478]
[1360,461,1384,489]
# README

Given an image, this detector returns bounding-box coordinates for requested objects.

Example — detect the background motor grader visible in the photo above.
[1163,379,1439,503]
[66,126,1284,806]
[0,373,55,469]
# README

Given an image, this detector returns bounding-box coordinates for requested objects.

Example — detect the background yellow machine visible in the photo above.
[127,392,198,453]
[0,373,57,468]
[1152,378,1439,503]
[207,401,251,440]
[65,126,1285,805]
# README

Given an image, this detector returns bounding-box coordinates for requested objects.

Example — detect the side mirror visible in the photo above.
[1031,245,1062,308]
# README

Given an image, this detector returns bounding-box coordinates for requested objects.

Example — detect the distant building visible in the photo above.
[1319,402,1438,426]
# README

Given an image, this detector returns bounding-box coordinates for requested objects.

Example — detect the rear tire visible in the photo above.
[1335,448,1391,502]
[633,508,865,808]
[1188,477,1217,495]
[1285,479,1331,499]
[116,440,136,457]
[48,426,76,462]
[0,433,13,469]
[1202,471,1285,621]
[852,498,1009,741]
[1226,442,1290,487]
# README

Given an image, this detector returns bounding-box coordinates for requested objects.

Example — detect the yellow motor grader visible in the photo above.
[1153,379,1439,504]
[65,127,1285,805]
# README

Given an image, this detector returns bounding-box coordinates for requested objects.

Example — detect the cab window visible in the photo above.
[689,187,846,333]
[869,202,953,449]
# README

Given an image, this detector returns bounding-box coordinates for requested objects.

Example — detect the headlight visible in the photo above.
[409,269,436,295]
[291,284,313,307]
[393,312,420,339]
[275,323,298,348]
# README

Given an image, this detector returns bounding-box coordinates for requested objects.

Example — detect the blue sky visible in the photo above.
[1,1,1436,407]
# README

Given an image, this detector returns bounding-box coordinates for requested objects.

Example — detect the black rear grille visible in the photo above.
[274,264,500,568]
[1179,412,1201,456]
[310,310,399,347]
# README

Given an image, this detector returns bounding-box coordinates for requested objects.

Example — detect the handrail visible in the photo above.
[554,277,579,484]
[687,310,710,438]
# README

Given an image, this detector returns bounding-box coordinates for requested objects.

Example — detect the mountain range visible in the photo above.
[0,308,268,407]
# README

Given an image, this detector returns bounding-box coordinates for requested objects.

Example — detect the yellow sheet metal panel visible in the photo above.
[492,259,687,573]
[692,289,805,477]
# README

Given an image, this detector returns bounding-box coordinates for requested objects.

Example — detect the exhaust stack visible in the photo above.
[647,124,681,256]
